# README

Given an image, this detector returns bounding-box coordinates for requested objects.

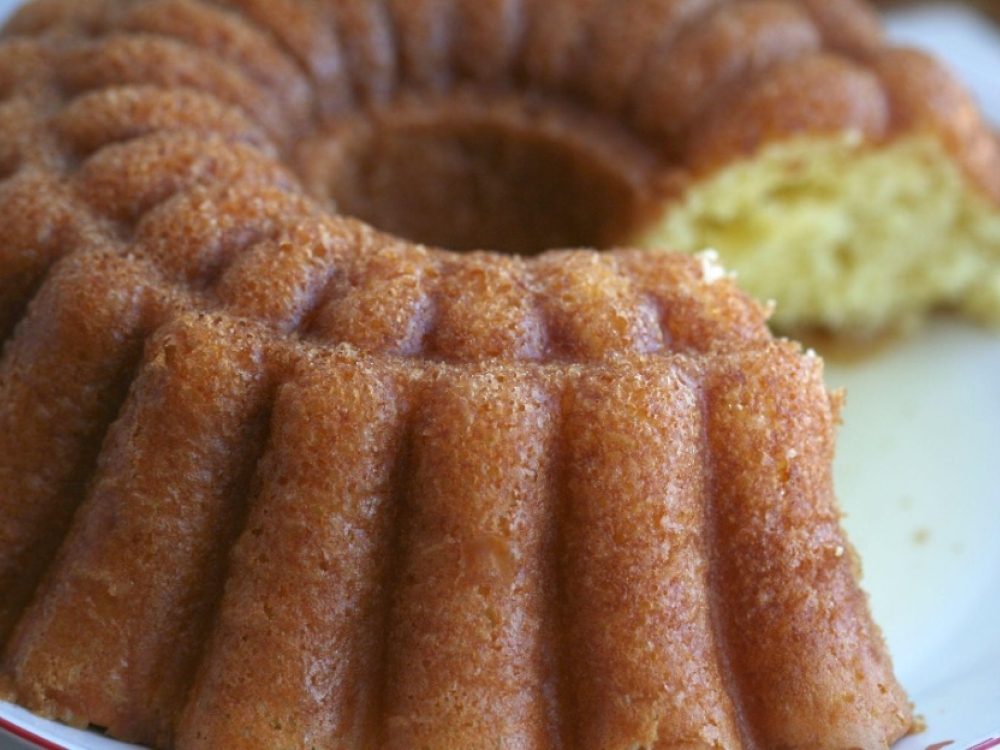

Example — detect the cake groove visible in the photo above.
[0,252,155,647]
[73,132,296,224]
[703,348,910,748]
[117,0,312,119]
[224,0,345,96]
[382,366,557,746]
[57,34,290,141]
[176,350,408,748]
[0,172,88,338]
[560,360,743,747]
[381,0,456,94]
[54,86,273,161]
[3,314,276,746]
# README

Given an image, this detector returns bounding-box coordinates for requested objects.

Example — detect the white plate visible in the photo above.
[1,1,999,748]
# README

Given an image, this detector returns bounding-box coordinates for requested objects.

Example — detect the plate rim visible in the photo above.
[0,713,69,750]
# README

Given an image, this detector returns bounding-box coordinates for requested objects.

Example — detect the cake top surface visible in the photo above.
[0,0,837,364]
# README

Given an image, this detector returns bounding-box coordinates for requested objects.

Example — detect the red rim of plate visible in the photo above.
[0,714,69,750]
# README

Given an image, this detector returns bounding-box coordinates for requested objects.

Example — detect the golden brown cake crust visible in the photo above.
[0,1,920,748]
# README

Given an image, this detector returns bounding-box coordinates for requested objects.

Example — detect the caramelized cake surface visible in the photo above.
[0,1,922,747]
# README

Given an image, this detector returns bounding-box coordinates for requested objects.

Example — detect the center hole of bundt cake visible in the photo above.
[294,100,650,256]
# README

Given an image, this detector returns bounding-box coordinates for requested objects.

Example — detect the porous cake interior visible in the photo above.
[294,106,1000,341]
[639,134,1000,337]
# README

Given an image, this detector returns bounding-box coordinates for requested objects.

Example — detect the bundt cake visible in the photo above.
[0,0,923,747]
